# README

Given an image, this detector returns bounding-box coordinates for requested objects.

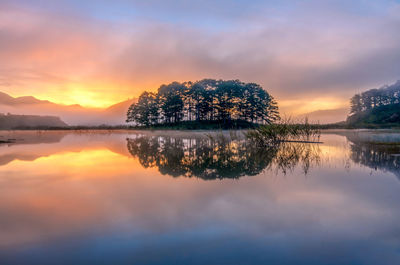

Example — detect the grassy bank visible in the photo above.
[314,122,400,130]
[132,120,259,130]
[3,120,400,131]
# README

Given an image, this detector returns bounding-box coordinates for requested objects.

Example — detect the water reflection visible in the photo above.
[345,133,400,178]
[0,131,400,265]
[127,134,321,179]
[1,131,399,180]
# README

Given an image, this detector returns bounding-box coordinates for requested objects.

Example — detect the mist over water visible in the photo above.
[0,130,400,265]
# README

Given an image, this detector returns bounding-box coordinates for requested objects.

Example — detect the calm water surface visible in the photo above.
[0,130,400,265]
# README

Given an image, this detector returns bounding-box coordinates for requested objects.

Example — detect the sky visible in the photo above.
[1,0,400,115]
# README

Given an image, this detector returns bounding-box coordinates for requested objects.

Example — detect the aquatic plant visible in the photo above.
[246,119,321,146]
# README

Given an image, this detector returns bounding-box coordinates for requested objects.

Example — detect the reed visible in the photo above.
[246,119,321,146]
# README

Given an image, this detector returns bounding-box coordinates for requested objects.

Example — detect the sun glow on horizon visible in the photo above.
[60,86,129,108]
[3,84,349,114]
[278,97,348,116]
[1,0,399,118]
[5,85,143,109]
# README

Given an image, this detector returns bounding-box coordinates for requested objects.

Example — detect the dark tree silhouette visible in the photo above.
[158,82,185,123]
[127,79,279,126]
[350,80,400,115]
[126,92,159,126]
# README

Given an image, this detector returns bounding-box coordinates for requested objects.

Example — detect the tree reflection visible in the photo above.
[348,137,400,177]
[126,134,321,179]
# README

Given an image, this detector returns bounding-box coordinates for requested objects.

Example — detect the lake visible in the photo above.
[0,130,400,265]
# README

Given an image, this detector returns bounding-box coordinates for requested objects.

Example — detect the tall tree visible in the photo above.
[158,82,185,123]
[350,94,362,114]
[126,91,159,126]
[349,80,400,116]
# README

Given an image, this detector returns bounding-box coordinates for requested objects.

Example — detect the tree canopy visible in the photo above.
[350,80,400,115]
[127,79,279,126]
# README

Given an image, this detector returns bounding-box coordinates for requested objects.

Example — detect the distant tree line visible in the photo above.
[350,80,400,114]
[127,79,279,126]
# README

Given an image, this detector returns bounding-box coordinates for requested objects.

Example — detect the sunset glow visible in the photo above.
[1,0,400,118]
[2,1,400,262]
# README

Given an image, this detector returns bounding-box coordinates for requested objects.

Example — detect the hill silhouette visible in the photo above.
[0,91,137,126]
[297,108,348,124]
[0,113,68,129]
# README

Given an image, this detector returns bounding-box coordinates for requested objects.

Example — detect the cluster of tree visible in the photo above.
[350,80,400,114]
[126,134,320,179]
[127,79,279,126]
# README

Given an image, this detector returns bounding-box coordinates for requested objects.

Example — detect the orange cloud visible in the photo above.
[1,0,400,114]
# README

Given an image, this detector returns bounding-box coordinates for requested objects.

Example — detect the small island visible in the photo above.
[126,79,279,129]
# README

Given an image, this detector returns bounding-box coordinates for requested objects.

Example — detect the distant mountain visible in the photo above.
[0,92,51,105]
[0,113,68,129]
[296,108,348,124]
[0,92,17,105]
[0,91,137,126]
[105,98,137,123]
